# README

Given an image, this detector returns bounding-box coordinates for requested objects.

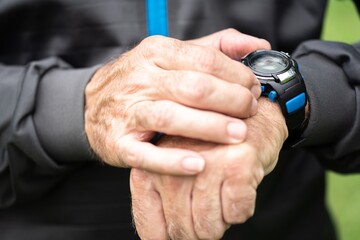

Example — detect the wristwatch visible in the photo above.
[241,50,308,147]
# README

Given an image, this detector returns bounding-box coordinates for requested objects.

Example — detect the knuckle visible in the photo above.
[141,35,165,48]
[195,218,225,240]
[130,102,148,129]
[194,202,224,239]
[167,217,194,240]
[236,65,256,88]
[242,88,254,103]
[196,47,221,73]
[225,186,257,224]
[140,36,184,59]
[242,67,256,86]
[139,35,168,58]
[131,101,175,131]
[233,87,254,117]
[184,76,210,101]
[224,147,252,174]
[122,142,144,168]
[239,190,257,222]
[233,207,255,224]
[151,101,174,130]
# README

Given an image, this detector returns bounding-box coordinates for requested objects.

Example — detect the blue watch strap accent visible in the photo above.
[268,90,277,102]
[286,92,306,114]
[146,0,169,36]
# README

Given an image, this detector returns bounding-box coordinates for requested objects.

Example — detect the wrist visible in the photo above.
[251,98,288,143]
[243,98,287,174]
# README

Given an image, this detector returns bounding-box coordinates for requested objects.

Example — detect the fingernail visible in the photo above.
[251,85,262,98]
[182,157,205,173]
[250,97,258,116]
[227,122,246,142]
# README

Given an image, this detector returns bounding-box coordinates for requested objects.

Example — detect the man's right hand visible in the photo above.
[130,98,288,239]
[84,33,264,174]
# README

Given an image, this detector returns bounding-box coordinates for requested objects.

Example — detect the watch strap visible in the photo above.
[261,71,307,148]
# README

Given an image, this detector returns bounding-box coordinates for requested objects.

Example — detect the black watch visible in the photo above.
[241,50,308,148]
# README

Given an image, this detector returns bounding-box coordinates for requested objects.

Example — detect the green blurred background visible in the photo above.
[321,0,360,239]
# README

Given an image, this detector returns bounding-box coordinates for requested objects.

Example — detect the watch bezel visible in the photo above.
[242,50,295,81]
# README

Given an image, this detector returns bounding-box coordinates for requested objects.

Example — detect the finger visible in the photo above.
[220,146,263,224]
[221,176,257,224]
[218,30,271,59]
[192,169,228,240]
[140,36,259,90]
[154,70,259,116]
[155,175,198,240]
[188,28,271,60]
[130,169,168,239]
[131,100,250,144]
[118,139,205,174]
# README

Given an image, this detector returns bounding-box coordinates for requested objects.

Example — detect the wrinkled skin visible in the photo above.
[85,29,270,175]
[131,98,288,240]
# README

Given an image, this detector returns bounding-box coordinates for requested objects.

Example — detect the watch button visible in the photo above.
[286,92,306,114]
[261,85,265,93]
[268,90,277,102]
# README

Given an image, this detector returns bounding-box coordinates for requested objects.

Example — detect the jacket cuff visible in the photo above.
[34,62,99,162]
[292,41,356,146]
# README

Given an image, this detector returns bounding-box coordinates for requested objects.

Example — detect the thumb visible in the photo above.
[188,28,271,60]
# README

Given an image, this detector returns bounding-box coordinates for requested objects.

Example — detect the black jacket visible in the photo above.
[0,0,360,239]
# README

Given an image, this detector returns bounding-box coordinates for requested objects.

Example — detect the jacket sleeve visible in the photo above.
[0,57,98,208]
[292,40,360,173]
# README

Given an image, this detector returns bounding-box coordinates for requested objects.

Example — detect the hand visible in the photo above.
[85,29,270,174]
[131,98,288,239]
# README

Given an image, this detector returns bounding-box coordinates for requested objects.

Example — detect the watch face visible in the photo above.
[247,50,291,74]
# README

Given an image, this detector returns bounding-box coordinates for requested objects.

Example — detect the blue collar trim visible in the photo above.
[146,0,169,36]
